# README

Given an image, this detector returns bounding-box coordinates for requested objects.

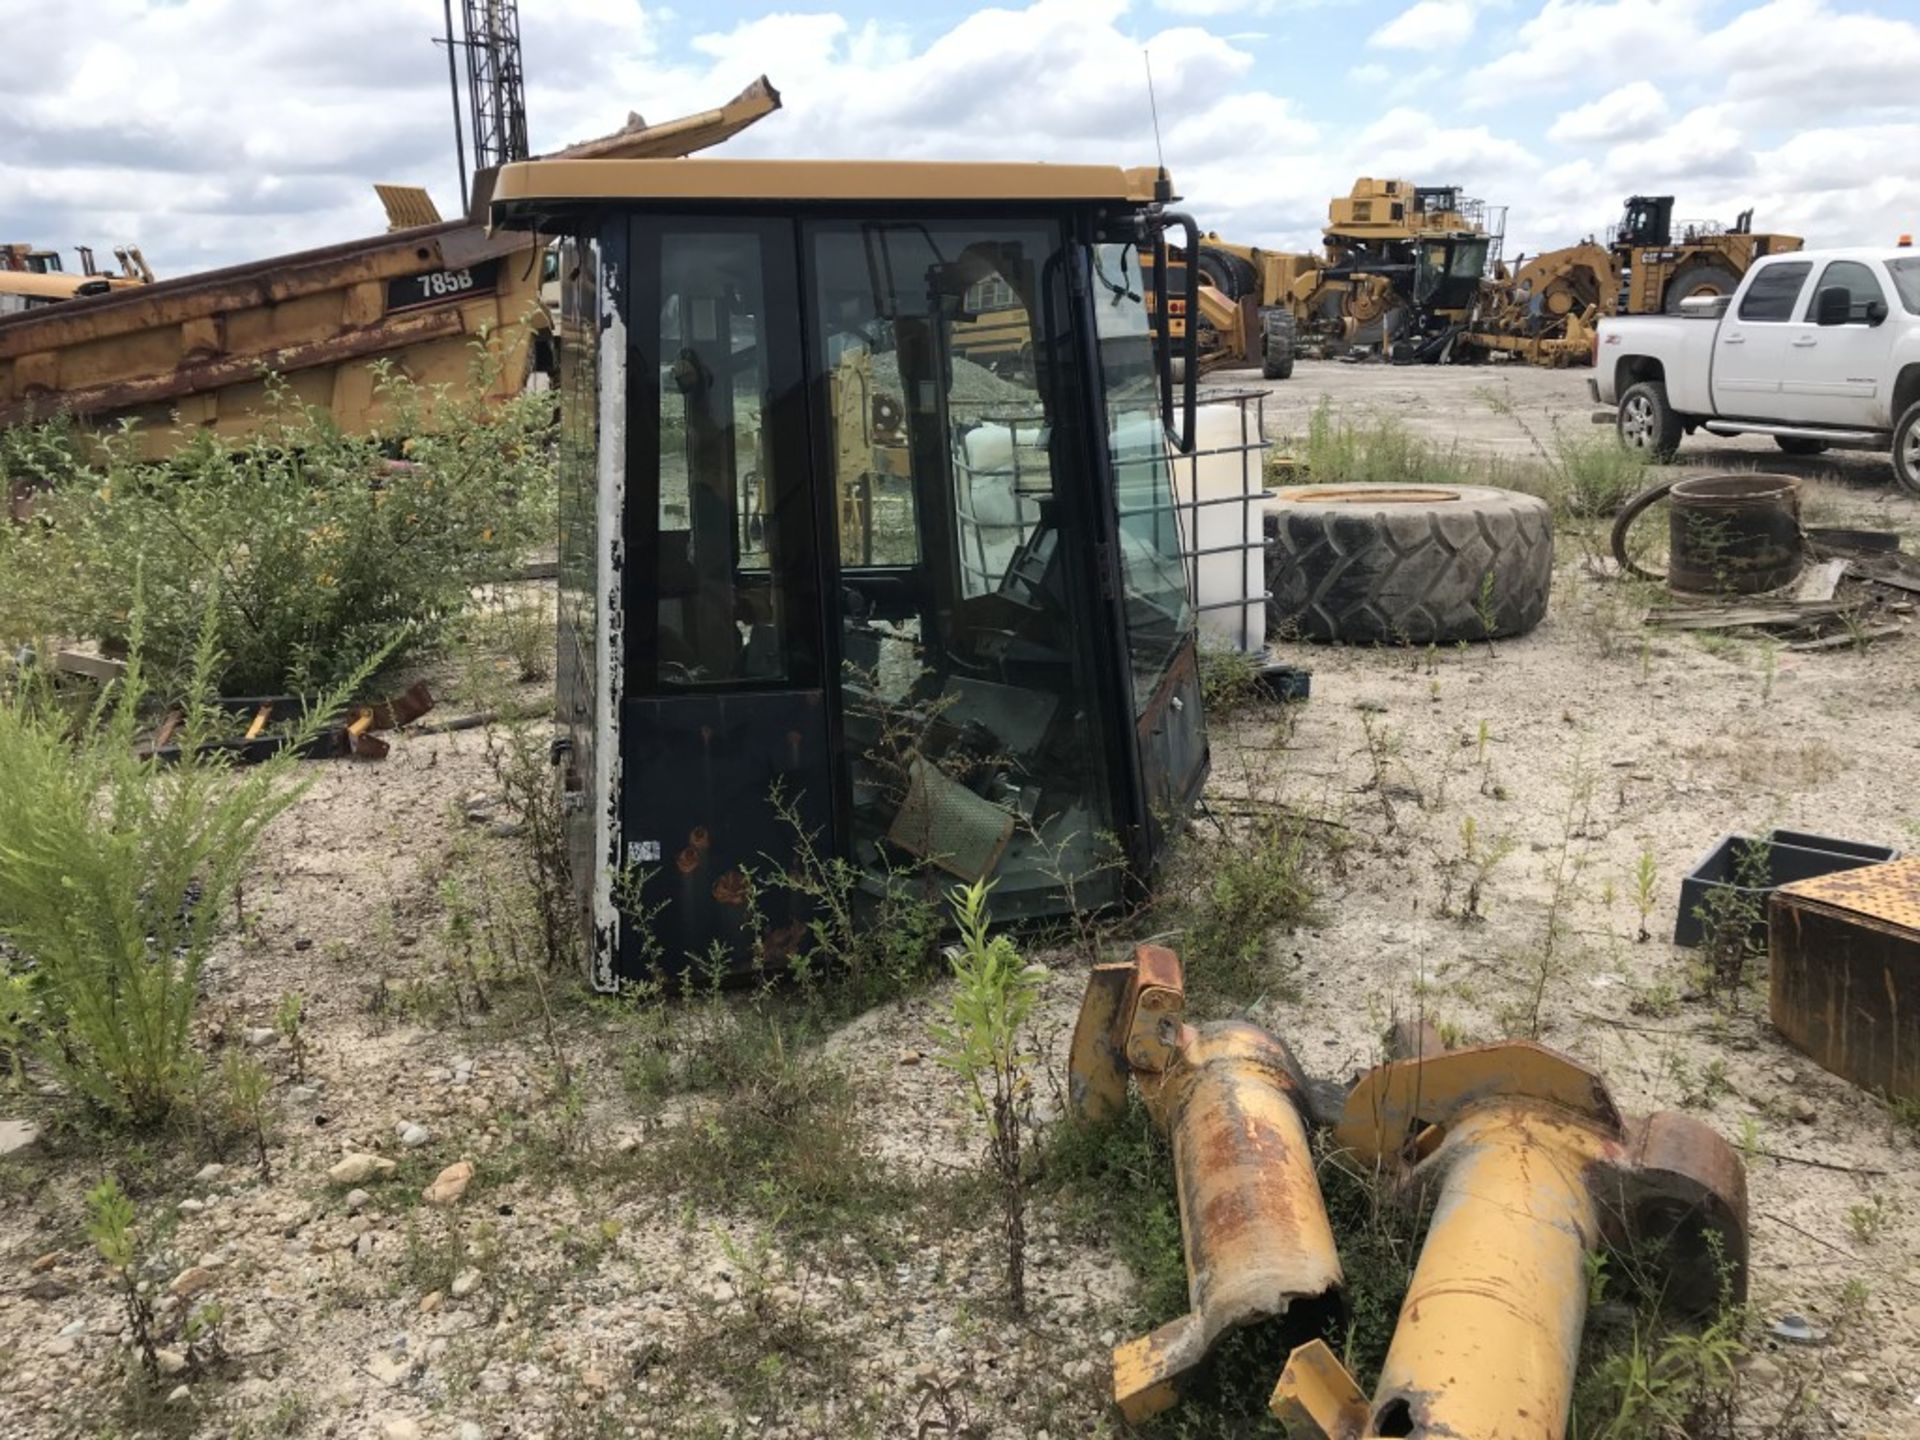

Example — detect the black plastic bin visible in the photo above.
[1674,829,1900,949]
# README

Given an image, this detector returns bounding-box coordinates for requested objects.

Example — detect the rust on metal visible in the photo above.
[1279,1038,1750,1439]
[0,82,784,457]
[1772,858,1920,1100]
[1269,1338,1368,1440]
[1068,948,1342,1423]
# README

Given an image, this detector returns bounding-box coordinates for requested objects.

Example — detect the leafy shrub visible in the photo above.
[0,607,364,1126]
[0,362,552,694]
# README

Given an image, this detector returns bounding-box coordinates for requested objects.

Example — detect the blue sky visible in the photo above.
[4,0,1917,276]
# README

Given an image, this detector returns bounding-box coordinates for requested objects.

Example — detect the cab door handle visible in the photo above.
[1721,335,1745,345]
[1791,337,1818,348]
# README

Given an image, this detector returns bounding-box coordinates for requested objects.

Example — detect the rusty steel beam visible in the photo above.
[1273,1040,1748,1440]
[1067,947,1342,1422]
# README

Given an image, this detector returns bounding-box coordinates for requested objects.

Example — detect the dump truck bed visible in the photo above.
[0,218,545,457]
[0,75,786,459]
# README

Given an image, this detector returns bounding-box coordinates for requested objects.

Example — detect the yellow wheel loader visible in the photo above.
[1462,194,1801,366]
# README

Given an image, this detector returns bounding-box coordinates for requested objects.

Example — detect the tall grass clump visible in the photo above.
[0,604,370,1127]
[1298,399,1475,488]
[0,357,552,694]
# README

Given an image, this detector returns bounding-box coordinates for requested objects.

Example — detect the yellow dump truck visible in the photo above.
[0,79,780,457]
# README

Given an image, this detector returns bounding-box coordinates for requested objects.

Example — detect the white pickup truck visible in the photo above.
[1593,246,1920,493]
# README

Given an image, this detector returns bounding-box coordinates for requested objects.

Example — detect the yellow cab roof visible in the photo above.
[490,158,1170,223]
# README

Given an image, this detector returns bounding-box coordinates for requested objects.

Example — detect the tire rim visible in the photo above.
[1621,393,1655,448]
[1904,424,1920,476]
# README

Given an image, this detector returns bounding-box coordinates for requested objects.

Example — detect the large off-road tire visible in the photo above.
[1775,436,1828,456]
[1197,247,1258,301]
[1618,380,1684,461]
[1665,262,1742,313]
[1265,484,1554,644]
[1894,400,1920,497]
[1261,309,1296,380]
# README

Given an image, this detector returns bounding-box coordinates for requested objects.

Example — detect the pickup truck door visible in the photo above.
[1778,259,1897,429]
[1710,259,1812,420]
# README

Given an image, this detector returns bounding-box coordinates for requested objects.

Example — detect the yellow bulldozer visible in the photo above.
[1190,178,1501,369]
[1462,194,1802,366]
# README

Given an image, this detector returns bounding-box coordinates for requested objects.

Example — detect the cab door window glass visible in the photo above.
[1737,261,1811,322]
[806,219,1117,913]
[653,230,817,688]
[1804,260,1888,323]
[1091,241,1191,712]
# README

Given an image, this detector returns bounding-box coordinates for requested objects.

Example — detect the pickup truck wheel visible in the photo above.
[1618,381,1683,461]
[1895,402,1920,496]
[1775,436,1828,456]
[1265,484,1554,644]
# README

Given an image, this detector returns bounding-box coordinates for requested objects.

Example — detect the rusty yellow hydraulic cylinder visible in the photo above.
[1366,1105,1608,1439]
[1273,1040,1748,1440]
[1069,947,1342,1422]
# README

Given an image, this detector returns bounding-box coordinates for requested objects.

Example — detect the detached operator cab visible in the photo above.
[491,159,1206,984]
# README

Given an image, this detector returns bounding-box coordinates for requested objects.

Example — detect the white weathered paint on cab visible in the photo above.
[590,257,627,992]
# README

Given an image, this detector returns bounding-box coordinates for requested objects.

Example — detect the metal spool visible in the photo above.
[1612,472,1804,595]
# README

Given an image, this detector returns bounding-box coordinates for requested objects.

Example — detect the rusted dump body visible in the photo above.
[0,77,781,458]
[0,221,545,457]
[1772,858,1920,1099]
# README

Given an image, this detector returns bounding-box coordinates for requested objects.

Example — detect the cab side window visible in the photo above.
[1804,260,1887,324]
[1736,261,1811,322]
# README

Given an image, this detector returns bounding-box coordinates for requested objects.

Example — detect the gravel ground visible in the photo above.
[3,358,1919,1440]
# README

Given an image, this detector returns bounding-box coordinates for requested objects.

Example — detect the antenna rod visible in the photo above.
[1143,49,1166,173]
[442,0,470,212]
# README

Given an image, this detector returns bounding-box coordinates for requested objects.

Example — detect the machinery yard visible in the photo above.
[6,4,1920,1437]
[4,351,1919,1438]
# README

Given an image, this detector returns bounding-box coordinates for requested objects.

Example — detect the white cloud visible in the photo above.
[1467,0,1709,99]
[1604,103,1751,185]
[1710,0,1920,115]
[1546,80,1667,145]
[1369,0,1476,50]
[6,0,1920,277]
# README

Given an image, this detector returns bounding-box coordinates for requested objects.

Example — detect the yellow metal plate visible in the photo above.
[1778,857,1920,934]
[491,158,1168,209]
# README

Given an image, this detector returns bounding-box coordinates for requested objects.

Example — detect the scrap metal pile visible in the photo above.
[1609,472,1920,650]
[1185,185,1800,372]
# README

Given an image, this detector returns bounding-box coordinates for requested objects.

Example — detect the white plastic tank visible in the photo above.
[1170,399,1267,653]
[956,420,1047,597]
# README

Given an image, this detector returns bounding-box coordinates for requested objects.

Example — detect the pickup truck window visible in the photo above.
[1889,257,1920,315]
[1737,261,1811,322]
[1803,260,1887,323]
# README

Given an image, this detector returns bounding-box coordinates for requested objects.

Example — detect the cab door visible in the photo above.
[620,216,835,978]
[1779,259,1897,428]
[1712,259,1812,419]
